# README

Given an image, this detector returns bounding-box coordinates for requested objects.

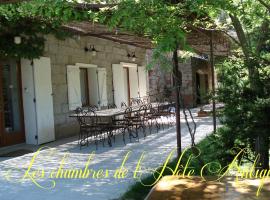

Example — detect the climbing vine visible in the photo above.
[0,0,95,59]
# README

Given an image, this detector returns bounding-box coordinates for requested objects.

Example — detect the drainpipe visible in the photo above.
[173,48,182,157]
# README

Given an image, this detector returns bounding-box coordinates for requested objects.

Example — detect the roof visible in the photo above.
[63,21,230,56]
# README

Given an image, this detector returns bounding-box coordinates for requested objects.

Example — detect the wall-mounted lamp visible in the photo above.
[14,36,22,44]
[115,28,119,35]
[127,52,137,62]
[85,45,98,56]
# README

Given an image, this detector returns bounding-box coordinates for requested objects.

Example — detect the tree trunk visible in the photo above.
[255,134,269,170]
[173,48,182,158]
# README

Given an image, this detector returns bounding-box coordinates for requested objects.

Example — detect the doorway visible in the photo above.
[0,60,25,147]
[196,72,209,105]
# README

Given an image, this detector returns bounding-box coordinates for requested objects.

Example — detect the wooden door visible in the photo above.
[0,61,25,147]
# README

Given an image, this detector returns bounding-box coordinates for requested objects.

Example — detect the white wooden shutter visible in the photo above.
[97,68,108,107]
[138,66,148,97]
[67,65,82,110]
[21,59,38,145]
[129,67,139,99]
[33,57,55,144]
[112,64,126,108]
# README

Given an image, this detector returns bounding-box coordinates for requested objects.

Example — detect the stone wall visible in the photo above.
[43,34,147,139]
[178,58,195,108]
[146,50,212,108]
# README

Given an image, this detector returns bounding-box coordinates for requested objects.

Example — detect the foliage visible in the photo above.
[188,0,270,167]
[0,0,93,59]
[216,56,270,159]
[99,0,199,69]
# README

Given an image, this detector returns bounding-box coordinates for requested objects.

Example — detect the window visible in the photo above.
[67,65,107,110]
[79,68,89,107]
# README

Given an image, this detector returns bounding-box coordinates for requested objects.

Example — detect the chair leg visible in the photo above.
[155,118,160,133]
[113,130,116,143]
[161,117,165,130]
[149,120,153,134]
[122,128,126,145]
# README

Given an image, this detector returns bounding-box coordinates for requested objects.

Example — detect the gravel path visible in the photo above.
[0,108,217,200]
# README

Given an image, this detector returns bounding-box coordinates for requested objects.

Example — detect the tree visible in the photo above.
[193,0,270,169]
[0,0,94,58]
[99,0,269,168]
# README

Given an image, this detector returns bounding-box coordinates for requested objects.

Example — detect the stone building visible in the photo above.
[0,22,230,148]
[146,29,230,108]
[0,33,149,147]
[147,52,218,108]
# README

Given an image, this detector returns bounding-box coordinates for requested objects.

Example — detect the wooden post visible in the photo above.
[210,31,217,133]
[173,48,181,157]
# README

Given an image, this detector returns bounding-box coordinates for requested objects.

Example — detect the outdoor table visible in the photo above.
[69,102,174,118]
[69,102,175,147]
[146,176,270,200]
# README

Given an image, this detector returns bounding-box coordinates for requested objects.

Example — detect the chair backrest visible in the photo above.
[123,107,132,119]
[147,103,157,114]
[121,102,128,108]
[107,103,117,109]
[137,104,147,119]
[86,109,99,125]
[130,98,143,106]
[142,96,150,104]
[75,107,88,125]
[87,105,98,112]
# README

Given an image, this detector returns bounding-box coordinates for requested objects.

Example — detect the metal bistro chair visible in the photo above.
[158,101,175,128]
[121,102,128,108]
[112,107,138,144]
[145,103,161,134]
[142,96,150,104]
[88,109,121,148]
[75,107,100,149]
[87,105,98,112]
[107,103,117,109]
[130,104,148,139]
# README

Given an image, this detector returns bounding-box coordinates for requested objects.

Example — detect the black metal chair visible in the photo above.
[130,104,148,139]
[121,102,128,108]
[75,107,101,149]
[112,107,136,144]
[145,104,161,134]
[107,103,117,109]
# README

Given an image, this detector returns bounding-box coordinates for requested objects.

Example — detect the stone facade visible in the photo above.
[42,34,147,139]
[146,49,212,108]
[38,34,213,140]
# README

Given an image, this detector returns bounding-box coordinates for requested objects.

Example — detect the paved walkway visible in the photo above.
[0,108,216,200]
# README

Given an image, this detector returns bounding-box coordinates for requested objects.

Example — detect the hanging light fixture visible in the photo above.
[131,52,137,62]
[84,45,98,56]
[115,28,119,35]
[127,52,137,62]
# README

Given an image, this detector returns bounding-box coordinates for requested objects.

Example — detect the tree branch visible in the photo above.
[220,29,241,46]
[229,14,251,59]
